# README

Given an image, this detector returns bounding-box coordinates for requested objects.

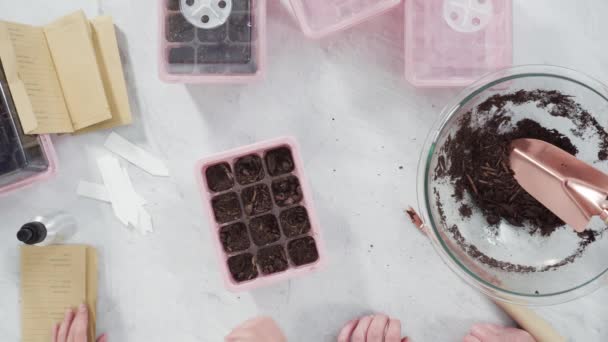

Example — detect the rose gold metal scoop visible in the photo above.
[510,138,608,232]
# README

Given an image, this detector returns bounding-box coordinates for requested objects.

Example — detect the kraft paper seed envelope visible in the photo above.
[0,10,131,134]
[79,16,133,133]
[21,245,98,342]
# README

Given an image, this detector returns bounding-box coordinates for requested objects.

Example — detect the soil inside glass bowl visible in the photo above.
[433,89,608,274]
[441,113,577,235]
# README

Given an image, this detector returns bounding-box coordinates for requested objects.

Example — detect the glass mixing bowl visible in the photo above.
[417,65,608,305]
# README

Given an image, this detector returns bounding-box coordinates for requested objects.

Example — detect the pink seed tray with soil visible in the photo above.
[195,137,325,291]
[159,0,266,83]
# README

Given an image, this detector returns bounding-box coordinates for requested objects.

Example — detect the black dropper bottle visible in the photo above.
[16,212,77,246]
[17,222,48,245]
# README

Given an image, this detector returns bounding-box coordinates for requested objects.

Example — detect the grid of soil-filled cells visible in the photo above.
[0,99,23,177]
[163,0,258,75]
[0,88,47,179]
[202,146,321,285]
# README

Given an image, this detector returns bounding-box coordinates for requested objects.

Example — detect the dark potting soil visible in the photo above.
[241,184,273,216]
[249,214,281,246]
[227,253,258,282]
[220,222,250,253]
[167,0,179,10]
[257,245,289,275]
[168,46,195,65]
[265,147,295,176]
[0,106,20,175]
[198,24,228,43]
[442,113,577,236]
[434,190,603,273]
[235,154,265,185]
[228,13,252,42]
[287,236,319,266]
[206,162,234,192]
[434,89,608,273]
[272,176,303,207]
[477,89,608,161]
[280,206,311,238]
[197,44,252,64]
[166,13,195,42]
[232,0,251,11]
[458,204,472,219]
[211,192,242,224]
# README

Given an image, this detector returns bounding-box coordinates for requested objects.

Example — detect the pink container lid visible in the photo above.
[195,137,326,291]
[405,0,513,87]
[159,0,267,83]
[288,0,401,39]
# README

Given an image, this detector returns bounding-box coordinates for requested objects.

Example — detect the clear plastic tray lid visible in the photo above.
[160,0,265,81]
[405,0,513,87]
[288,0,401,38]
[0,61,50,188]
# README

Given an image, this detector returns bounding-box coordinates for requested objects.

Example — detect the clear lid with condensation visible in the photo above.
[0,61,51,189]
[405,0,513,87]
[159,0,266,83]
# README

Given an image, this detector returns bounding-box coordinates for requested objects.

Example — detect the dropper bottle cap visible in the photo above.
[17,222,48,245]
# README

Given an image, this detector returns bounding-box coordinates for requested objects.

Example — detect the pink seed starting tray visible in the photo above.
[195,137,325,291]
[288,0,401,39]
[159,0,267,83]
[0,64,57,196]
[405,0,513,87]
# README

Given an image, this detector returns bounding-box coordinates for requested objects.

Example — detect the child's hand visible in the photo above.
[225,316,287,342]
[464,323,535,342]
[52,304,107,342]
[337,314,410,342]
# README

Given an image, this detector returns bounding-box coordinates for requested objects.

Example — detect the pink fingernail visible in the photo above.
[79,303,87,312]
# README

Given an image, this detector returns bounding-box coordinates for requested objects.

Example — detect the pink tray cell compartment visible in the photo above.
[405,0,512,87]
[0,64,57,196]
[195,137,325,291]
[289,0,401,39]
[159,0,267,83]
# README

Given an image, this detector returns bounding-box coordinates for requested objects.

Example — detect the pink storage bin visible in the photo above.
[159,0,267,83]
[195,137,325,292]
[288,0,401,39]
[405,0,512,87]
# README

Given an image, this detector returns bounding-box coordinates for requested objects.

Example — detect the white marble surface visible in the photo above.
[0,0,606,341]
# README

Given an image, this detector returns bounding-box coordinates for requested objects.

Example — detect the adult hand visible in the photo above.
[464,323,535,342]
[52,304,107,342]
[225,316,287,342]
[337,314,410,342]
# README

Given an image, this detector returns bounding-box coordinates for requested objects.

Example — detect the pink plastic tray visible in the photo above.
[288,0,401,39]
[0,135,58,196]
[159,0,267,83]
[195,137,325,291]
[405,0,512,87]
